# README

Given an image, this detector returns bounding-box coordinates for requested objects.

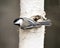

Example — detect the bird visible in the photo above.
[13,17,38,29]
[13,17,51,29]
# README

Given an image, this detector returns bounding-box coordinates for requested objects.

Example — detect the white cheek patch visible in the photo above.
[15,19,23,26]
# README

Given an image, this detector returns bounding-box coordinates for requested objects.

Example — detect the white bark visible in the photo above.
[19,0,45,48]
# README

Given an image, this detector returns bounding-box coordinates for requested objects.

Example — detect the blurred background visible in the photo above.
[0,0,60,48]
[45,0,60,48]
[0,0,19,48]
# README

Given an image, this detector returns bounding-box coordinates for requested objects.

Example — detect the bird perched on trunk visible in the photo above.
[13,16,51,29]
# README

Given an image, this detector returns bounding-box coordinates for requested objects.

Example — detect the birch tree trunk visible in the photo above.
[19,0,45,48]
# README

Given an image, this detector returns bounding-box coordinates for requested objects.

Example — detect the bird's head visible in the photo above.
[13,18,23,26]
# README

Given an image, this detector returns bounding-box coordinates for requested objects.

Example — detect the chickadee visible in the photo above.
[13,17,38,29]
[13,17,51,29]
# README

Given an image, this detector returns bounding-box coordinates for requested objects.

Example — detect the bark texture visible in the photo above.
[19,0,45,48]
